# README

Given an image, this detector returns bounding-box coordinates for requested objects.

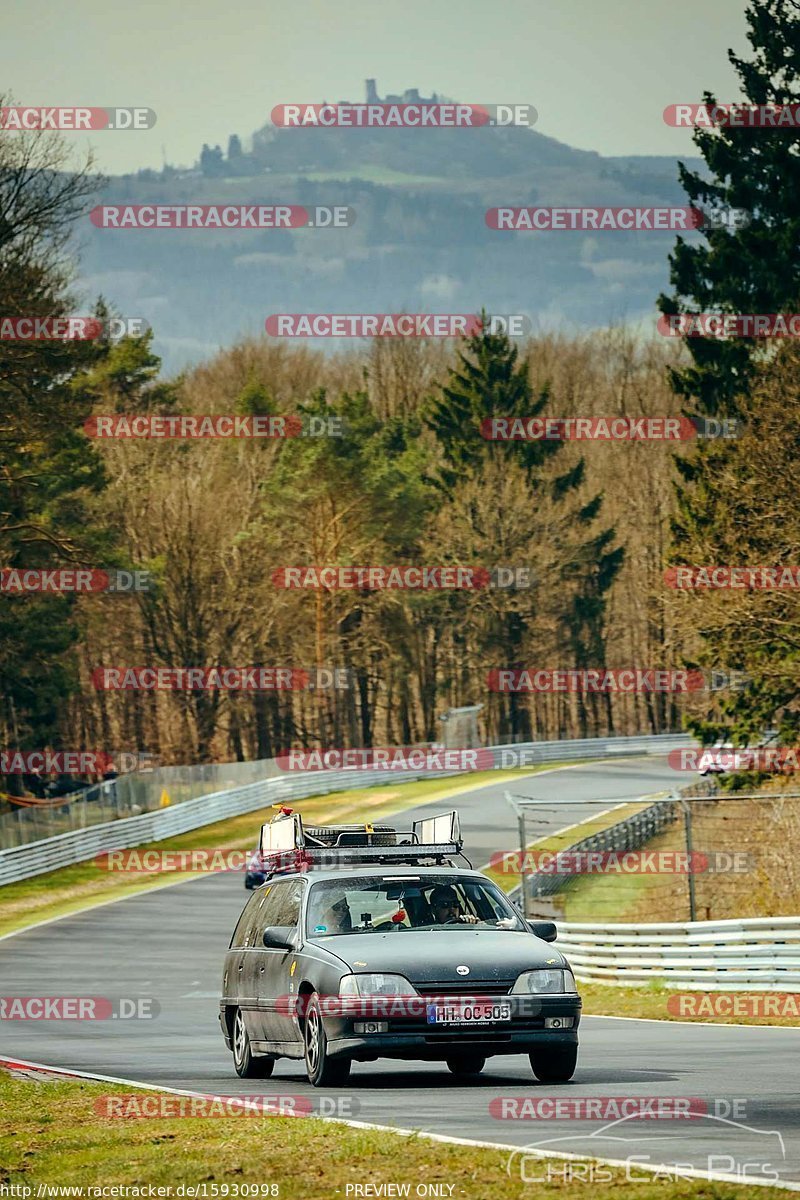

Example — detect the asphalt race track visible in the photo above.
[2,758,799,1188]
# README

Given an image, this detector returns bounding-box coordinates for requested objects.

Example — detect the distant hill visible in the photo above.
[77,82,704,373]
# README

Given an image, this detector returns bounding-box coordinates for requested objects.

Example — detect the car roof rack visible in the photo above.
[258,809,466,876]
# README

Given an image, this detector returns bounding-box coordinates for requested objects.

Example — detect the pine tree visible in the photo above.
[658,0,800,415]
[425,327,623,740]
[425,326,562,490]
[659,0,800,752]
[0,122,118,788]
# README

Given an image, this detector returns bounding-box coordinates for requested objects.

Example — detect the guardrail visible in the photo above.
[0,732,696,885]
[558,916,800,991]
[1,730,697,850]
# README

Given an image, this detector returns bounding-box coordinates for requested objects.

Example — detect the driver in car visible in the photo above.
[428,885,478,925]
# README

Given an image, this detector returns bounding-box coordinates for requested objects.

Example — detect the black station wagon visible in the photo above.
[219,810,581,1086]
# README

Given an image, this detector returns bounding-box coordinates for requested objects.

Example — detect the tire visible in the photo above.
[304,824,396,847]
[530,1045,578,1083]
[303,993,352,1087]
[231,1008,275,1079]
[446,1055,486,1077]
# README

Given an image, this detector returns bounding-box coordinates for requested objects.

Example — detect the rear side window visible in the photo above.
[230,891,264,948]
[269,879,303,928]
[259,879,303,930]
[243,886,281,946]
[230,880,305,949]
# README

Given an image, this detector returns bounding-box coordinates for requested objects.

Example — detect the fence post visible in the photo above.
[517,808,527,914]
[677,794,697,922]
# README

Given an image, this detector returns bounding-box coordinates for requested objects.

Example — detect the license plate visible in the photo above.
[426,1001,512,1025]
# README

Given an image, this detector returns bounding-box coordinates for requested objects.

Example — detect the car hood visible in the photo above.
[311,929,566,984]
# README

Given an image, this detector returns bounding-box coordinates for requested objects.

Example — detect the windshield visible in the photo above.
[306,875,526,937]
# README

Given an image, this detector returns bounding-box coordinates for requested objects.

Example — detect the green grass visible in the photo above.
[579,980,800,1027]
[0,766,568,939]
[0,1071,788,1198]
[554,793,798,924]
[554,824,678,922]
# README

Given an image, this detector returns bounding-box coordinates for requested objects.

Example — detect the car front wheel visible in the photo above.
[304,993,351,1087]
[231,1008,275,1078]
[530,1045,577,1083]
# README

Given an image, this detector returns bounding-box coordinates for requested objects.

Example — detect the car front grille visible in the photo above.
[415,981,513,996]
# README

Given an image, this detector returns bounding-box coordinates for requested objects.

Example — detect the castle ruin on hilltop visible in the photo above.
[364,79,440,105]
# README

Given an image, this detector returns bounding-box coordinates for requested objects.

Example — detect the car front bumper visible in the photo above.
[324,993,581,1060]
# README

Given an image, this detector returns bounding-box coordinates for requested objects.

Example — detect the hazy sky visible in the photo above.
[3,0,751,175]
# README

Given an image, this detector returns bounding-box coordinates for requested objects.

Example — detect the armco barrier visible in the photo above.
[0,733,696,885]
[1,731,698,849]
[557,916,800,991]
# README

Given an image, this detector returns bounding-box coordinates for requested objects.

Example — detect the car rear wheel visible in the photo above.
[529,1045,578,1083]
[231,1008,275,1078]
[446,1055,486,1077]
[304,993,351,1087]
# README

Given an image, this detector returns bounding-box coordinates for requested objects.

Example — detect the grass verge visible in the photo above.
[0,766,569,940]
[579,980,800,1027]
[0,1071,790,1198]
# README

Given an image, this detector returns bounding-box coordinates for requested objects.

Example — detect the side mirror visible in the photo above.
[263,926,296,950]
[528,920,557,943]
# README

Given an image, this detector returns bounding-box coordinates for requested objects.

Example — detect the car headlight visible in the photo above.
[511,968,577,994]
[339,973,418,997]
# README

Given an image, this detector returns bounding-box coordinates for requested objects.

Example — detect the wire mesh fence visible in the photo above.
[0,758,283,850]
[503,791,800,924]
